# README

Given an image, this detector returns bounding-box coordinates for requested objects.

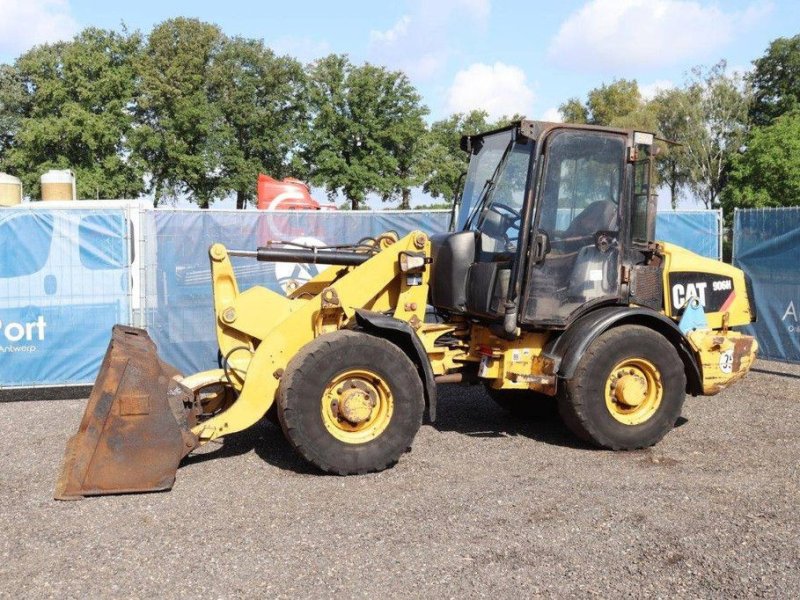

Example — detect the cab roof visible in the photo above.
[460,119,656,153]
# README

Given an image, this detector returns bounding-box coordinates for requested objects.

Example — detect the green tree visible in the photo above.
[559,80,642,126]
[0,28,144,199]
[134,18,227,208]
[609,103,658,131]
[650,88,694,208]
[418,111,524,206]
[587,79,642,126]
[384,75,428,209]
[558,97,589,124]
[749,34,800,126]
[723,110,800,210]
[419,110,492,202]
[680,62,751,209]
[304,55,427,210]
[208,37,307,209]
[0,65,24,165]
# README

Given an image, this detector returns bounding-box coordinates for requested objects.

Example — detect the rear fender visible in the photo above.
[544,306,703,395]
[354,310,438,422]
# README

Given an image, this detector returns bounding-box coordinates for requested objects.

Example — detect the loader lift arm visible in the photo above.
[191,231,435,443]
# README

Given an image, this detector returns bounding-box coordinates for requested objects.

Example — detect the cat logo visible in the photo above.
[668,272,736,314]
[672,282,708,308]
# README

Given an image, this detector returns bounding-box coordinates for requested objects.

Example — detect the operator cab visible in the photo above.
[430,120,658,331]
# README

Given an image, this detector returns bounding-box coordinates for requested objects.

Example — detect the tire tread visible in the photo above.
[278,330,423,474]
[558,324,686,450]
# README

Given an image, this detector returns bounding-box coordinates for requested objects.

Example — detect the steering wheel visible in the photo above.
[487,202,521,220]
[485,202,522,250]
[486,201,521,234]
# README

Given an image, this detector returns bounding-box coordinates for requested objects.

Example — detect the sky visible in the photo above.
[1,0,798,208]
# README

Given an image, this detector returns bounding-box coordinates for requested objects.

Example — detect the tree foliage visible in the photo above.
[587,79,642,126]
[558,97,588,124]
[650,88,694,208]
[1,20,797,215]
[559,80,642,126]
[723,111,800,210]
[209,37,306,209]
[419,110,492,202]
[749,34,800,126]
[134,18,227,208]
[679,62,751,209]
[304,55,427,210]
[721,37,800,216]
[0,65,24,165]
[0,28,144,199]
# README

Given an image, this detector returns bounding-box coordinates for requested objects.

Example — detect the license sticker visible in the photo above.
[719,349,734,374]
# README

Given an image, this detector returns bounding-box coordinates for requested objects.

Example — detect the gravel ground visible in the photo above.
[1,359,799,598]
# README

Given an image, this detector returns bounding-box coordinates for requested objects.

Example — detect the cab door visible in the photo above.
[464,137,533,317]
[521,129,627,326]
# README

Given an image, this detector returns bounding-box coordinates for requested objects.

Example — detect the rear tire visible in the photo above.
[486,387,557,418]
[558,325,686,450]
[278,330,424,474]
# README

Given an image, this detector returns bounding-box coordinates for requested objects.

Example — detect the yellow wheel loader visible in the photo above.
[55,121,758,499]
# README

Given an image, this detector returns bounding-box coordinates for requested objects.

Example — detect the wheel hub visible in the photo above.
[605,358,663,425]
[321,369,394,444]
[337,382,377,425]
[613,370,648,407]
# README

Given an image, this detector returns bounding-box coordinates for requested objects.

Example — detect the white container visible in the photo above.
[41,169,76,201]
[0,172,23,206]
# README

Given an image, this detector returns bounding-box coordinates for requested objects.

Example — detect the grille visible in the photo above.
[630,266,663,310]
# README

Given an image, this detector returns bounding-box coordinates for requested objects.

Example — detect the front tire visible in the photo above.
[277,330,424,474]
[558,325,686,450]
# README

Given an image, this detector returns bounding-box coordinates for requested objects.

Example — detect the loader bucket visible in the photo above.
[54,326,199,500]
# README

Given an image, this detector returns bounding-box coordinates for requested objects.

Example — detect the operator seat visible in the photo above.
[528,200,619,318]
[562,201,619,300]
[563,200,618,240]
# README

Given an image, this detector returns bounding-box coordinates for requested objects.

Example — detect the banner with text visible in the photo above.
[0,208,130,387]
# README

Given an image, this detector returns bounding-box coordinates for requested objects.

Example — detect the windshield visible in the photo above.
[457,129,533,255]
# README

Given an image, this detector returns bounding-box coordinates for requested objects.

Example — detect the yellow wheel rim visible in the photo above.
[321,369,394,444]
[604,358,663,425]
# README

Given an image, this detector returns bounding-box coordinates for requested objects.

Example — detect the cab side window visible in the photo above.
[540,132,624,238]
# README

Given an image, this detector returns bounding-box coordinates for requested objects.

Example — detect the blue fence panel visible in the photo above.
[143,210,450,375]
[656,210,721,259]
[733,208,800,363]
[0,204,722,389]
[0,208,130,387]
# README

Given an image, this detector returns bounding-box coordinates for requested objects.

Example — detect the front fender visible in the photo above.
[354,310,438,422]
